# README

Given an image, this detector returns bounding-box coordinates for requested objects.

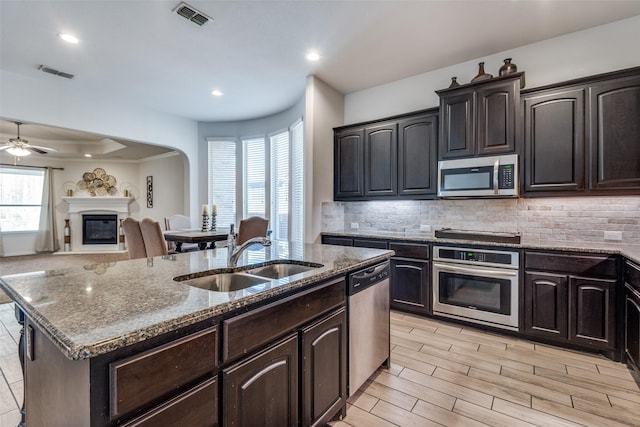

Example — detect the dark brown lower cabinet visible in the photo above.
[523,272,568,340]
[570,277,616,348]
[223,334,299,427]
[390,258,430,315]
[301,308,347,427]
[625,285,640,372]
[524,251,618,352]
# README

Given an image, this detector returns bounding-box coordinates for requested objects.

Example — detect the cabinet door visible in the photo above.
[476,79,518,156]
[523,272,568,341]
[301,309,347,427]
[588,75,640,191]
[223,334,298,427]
[523,88,585,193]
[439,90,474,159]
[390,259,430,315]
[364,122,397,197]
[626,286,640,371]
[321,236,353,247]
[334,128,364,199]
[569,277,616,349]
[398,114,438,197]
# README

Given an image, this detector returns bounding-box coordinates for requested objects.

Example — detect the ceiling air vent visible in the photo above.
[38,65,74,79]
[173,2,212,26]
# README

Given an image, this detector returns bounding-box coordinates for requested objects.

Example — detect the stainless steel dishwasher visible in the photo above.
[348,261,390,395]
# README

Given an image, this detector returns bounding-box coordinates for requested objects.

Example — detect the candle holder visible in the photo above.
[201,213,209,232]
[209,213,217,232]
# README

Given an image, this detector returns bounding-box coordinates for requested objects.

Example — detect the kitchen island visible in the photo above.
[0,241,394,427]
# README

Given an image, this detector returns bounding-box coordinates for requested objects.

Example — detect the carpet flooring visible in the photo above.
[0,252,129,304]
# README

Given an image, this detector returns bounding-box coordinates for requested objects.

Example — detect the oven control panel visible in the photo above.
[433,246,519,268]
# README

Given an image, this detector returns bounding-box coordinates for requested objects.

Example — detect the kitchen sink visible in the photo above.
[176,272,269,292]
[246,261,323,279]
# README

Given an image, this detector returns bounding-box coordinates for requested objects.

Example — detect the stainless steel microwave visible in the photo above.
[437,154,518,198]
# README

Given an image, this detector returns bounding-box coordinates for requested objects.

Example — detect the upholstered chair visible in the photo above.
[140,218,169,258]
[122,217,147,259]
[236,216,269,245]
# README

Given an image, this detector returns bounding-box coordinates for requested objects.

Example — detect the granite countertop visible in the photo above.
[0,241,393,360]
[322,230,640,265]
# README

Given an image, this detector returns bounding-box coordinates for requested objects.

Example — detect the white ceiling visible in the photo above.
[1,0,640,157]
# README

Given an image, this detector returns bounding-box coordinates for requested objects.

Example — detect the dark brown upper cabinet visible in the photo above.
[334,109,438,201]
[437,73,524,160]
[334,127,364,199]
[523,87,586,195]
[364,122,397,197]
[398,114,438,198]
[588,73,640,192]
[521,67,640,197]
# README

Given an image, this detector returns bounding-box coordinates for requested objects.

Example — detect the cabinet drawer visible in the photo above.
[121,377,218,427]
[353,238,388,249]
[322,236,354,246]
[389,242,429,260]
[110,327,218,420]
[626,260,640,292]
[525,252,617,278]
[223,278,346,363]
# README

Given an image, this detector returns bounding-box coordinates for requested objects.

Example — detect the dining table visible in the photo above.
[163,228,229,252]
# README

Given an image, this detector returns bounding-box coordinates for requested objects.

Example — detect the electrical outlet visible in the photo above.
[420,224,431,232]
[351,222,359,229]
[603,231,622,241]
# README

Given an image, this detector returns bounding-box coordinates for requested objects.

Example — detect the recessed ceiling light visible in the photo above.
[84,153,92,158]
[211,89,223,96]
[59,33,79,44]
[306,51,320,61]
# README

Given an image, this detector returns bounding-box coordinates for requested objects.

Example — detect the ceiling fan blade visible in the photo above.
[30,145,58,152]
[27,146,49,155]
[0,145,10,151]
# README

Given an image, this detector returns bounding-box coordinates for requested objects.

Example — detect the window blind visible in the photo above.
[0,166,45,231]
[242,137,265,218]
[290,119,304,244]
[207,139,236,229]
[270,130,289,241]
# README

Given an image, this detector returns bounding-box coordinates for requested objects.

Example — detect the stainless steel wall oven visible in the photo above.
[432,246,519,330]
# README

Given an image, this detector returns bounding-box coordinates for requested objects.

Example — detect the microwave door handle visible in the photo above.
[493,158,499,195]
[433,262,518,278]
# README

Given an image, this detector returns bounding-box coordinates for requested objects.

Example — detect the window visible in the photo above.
[207,140,236,230]
[207,118,304,244]
[242,137,265,218]
[0,166,45,232]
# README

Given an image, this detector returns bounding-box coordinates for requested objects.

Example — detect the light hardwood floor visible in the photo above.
[335,311,640,427]
[0,304,638,426]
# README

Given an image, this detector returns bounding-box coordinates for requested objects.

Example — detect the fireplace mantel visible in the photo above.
[62,197,133,252]
[62,197,133,214]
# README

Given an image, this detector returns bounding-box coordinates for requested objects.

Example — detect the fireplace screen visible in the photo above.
[82,214,118,245]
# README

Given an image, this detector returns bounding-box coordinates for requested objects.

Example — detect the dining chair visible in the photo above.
[164,214,198,252]
[236,216,269,245]
[140,218,169,258]
[122,217,147,259]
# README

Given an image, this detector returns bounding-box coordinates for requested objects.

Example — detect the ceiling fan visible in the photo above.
[0,122,58,156]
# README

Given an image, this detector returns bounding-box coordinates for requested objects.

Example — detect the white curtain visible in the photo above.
[35,167,60,253]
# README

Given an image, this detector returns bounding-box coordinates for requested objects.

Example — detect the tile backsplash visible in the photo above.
[322,197,640,245]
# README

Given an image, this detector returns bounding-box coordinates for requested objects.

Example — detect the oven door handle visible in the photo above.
[433,262,518,278]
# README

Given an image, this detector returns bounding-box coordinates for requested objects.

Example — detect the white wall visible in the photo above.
[306,76,344,243]
[137,153,185,223]
[344,15,640,124]
[0,69,200,218]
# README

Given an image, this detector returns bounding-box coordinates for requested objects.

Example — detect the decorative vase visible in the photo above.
[499,58,518,76]
[471,62,492,82]
[119,219,125,250]
[448,77,460,88]
[64,219,71,252]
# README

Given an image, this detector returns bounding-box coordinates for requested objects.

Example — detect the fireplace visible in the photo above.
[63,197,132,252]
[83,214,118,245]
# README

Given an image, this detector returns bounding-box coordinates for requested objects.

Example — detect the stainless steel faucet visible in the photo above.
[226,224,272,267]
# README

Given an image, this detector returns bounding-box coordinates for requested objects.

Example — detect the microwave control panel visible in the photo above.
[498,164,515,189]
